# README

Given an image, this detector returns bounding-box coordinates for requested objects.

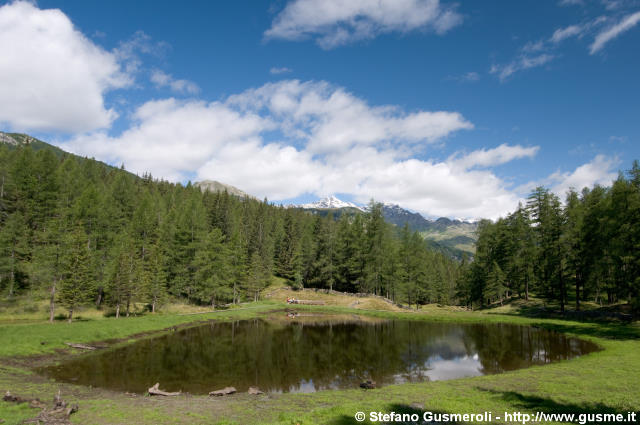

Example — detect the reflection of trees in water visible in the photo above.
[43,319,597,394]
[462,324,597,375]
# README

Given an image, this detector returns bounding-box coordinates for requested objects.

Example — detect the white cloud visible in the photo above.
[490,54,555,81]
[264,0,462,49]
[558,0,585,6]
[270,67,293,75]
[522,40,546,53]
[61,98,269,182]
[227,80,473,155]
[449,144,540,170]
[517,155,619,198]
[590,11,640,53]
[151,70,200,95]
[602,0,624,11]
[548,155,619,196]
[0,1,130,133]
[550,25,585,43]
[60,79,534,219]
[448,71,480,82]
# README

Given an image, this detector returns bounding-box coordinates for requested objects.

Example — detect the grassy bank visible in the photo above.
[0,298,638,425]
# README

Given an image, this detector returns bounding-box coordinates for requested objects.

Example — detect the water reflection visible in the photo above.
[41,315,598,394]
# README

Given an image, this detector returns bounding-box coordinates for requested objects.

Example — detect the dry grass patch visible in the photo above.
[263,287,403,312]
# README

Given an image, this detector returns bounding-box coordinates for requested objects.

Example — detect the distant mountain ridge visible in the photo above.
[290,196,478,258]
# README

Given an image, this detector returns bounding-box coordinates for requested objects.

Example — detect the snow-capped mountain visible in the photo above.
[298,195,365,211]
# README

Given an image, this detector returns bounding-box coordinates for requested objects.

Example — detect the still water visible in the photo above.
[41,314,598,394]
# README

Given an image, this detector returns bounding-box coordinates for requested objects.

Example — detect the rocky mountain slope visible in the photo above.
[194,180,255,199]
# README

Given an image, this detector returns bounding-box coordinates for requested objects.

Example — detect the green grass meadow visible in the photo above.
[0,301,638,425]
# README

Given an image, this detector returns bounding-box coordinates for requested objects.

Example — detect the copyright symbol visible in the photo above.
[355,411,366,422]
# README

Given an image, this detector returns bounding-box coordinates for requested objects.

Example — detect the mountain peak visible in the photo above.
[299,195,364,211]
[194,180,255,199]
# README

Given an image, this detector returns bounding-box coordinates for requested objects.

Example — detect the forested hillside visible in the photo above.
[0,141,461,321]
[458,161,640,313]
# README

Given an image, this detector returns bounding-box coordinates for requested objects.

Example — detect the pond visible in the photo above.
[41,314,598,394]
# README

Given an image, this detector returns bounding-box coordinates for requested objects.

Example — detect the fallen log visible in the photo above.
[209,386,236,396]
[247,387,264,395]
[291,299,325,305]
[148,383,181,396]
[64,342,97,350]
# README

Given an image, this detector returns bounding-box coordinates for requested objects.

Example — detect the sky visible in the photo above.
[0,0,639,220]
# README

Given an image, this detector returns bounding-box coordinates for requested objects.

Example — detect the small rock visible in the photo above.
[29,399,45,409]
[209,386,237,396]
[247,386,264,395]
[359,380,376,389]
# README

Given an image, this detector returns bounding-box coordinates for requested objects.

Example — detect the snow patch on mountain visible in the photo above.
[297,195,364,211]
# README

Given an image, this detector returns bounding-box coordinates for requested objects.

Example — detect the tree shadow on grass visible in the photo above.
[328,404,460,425]
[480,388,637,423]
[531,321,640,341]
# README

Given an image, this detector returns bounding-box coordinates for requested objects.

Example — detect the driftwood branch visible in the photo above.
[209,386,236,396]
[4,390,78,424]
[65,342,97,350]
[148,383,180,396]
[247,387,264,395]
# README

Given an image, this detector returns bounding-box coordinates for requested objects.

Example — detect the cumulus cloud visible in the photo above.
[264,0,462,49]
[60,79,537,219]
[227,80,473,155]
[517,155,619,198]
[151,70,200,95]
[449,144,540,170]
[61,98,269,182]
[0,1,130,133]
[590,11,640,53]
[548,155,619,195]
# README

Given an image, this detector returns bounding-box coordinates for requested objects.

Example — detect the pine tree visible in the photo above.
[193,229,232,306]
[58,228,92,322]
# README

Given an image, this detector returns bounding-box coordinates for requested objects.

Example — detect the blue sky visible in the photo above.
[1,0,639,219]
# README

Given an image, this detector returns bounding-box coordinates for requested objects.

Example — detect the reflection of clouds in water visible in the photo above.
[287,379,319,393]
[393,354,482,383]
[424,354,483,381]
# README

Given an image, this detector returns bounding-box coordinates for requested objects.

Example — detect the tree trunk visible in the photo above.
[68,309,73,323]
[9,248,15,299]
[49,279,57,323]
[95,287,103,308]
[126,299,130,317]
[525,278,529,301]
[116,303,120,318]
[152,296,157,313]
[575,273,580,311]
[560,262,566,313]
